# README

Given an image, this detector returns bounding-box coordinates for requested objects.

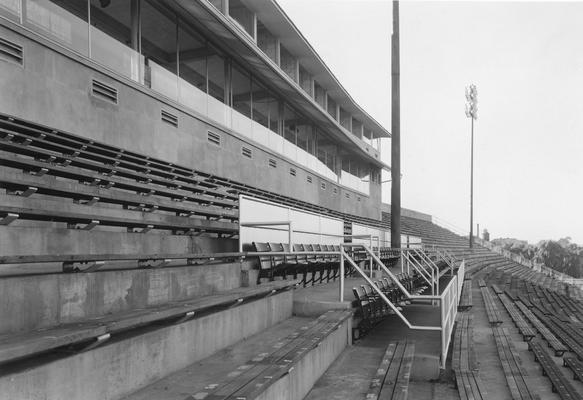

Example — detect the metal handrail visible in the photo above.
[341,247,441,331]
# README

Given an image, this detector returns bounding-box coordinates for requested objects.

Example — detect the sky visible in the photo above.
[277,0,583,245]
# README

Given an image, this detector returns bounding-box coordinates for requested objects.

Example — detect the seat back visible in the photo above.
[252,242,272,270]
[293,243,307,263]
[268,242,285,267]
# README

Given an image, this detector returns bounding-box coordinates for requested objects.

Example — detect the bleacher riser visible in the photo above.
[0,226,238,275]
[252,316,351,400]
[0,291,293,400]
[0,261,245,335]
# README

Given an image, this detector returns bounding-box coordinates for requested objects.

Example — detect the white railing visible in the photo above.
[340,244,464,369]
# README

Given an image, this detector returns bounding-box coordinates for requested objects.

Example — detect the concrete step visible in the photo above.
[0,288,294,400]
[122,310,353,400]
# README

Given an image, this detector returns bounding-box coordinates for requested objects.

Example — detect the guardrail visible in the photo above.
[340,244,465,368]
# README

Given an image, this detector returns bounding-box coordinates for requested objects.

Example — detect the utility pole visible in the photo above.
[465,84,478,248]
[390,0,401,249]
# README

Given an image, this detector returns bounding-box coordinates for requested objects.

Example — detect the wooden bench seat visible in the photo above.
[492,326,540,400]
[529,341,580,399]
[0,280,296,365]
[181,309,352,400]
[480,286,503,325]
[458,279,473,311]
[0,151,236,209]
[0,168,238,221]
[516,302,568,356]
[496,293,536,341]
[0,125,237,201]
[0,194,238,234]
[563,357,583,381]
[365,341,415,400]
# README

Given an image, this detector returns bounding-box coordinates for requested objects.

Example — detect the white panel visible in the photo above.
[178,77,207,114]
[239,196,343,249]
[231,110,253,138]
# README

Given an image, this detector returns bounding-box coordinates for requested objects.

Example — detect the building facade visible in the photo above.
[0,0,390,220]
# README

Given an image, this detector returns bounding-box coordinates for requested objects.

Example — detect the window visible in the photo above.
[314,81,326,108]
[280,45,297,81]
[141,1,178,98]
[307,176,312,183]
[327,95,337,120]
[283,105,298,144]
[321,182,326,190]
[252,81,279,133]
[333,187,338,194]
[257,20,277,63]
[178,24,208,94]
[290,168,296,176]
[228,0,254,38]
[339,108,351,131]
[231,64,251,117]
[268,159,277,168]
[207,54,226,102]
[352,118,363,138]
[299,65,312,96]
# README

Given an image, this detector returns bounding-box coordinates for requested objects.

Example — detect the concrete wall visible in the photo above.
[0,261,244,334]
[0,226,237,259]
[0,22,382,220]
[257,316,351,400]
[0,291,293,400]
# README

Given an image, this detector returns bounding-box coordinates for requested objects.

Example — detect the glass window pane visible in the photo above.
[280,45,297,82]
[231,64,251,117]
[178,24,207,92]
[314,81,326,108]
[140,0,177,98]
[25,0,89,55]
[299,65,312,96]
[252,80,271,128]
[207,54,225,102]
[228,0,254,38]
[352,118,363,138]
[257,20,276,63]
[283,104,297,144]
[89,0,142,80]
[327,96,337,119]
[339,108,351,130]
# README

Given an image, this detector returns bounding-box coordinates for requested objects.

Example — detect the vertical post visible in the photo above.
[130,0,141,52]
[469,116,474,248]
[390,0,401,250]
[288,221,293,252]
[339,247,345,302]
[369,235,373,278]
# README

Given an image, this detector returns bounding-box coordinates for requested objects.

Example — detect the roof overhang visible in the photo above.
[163,0,390,168]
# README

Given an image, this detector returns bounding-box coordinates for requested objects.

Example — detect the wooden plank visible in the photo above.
[0,169,238,220]
[391,342,415,400]
[365,342,398,399]
[0,195,237,233]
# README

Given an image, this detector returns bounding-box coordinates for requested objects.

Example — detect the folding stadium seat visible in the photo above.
[252,242,273,284]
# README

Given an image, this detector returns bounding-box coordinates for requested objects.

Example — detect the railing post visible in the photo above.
[288,221,293,252]
[369,234,373,278]
[339,247,345,302]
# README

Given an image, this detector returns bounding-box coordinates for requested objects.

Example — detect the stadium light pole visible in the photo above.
[390,0,401,249]
[465,84,478,248]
